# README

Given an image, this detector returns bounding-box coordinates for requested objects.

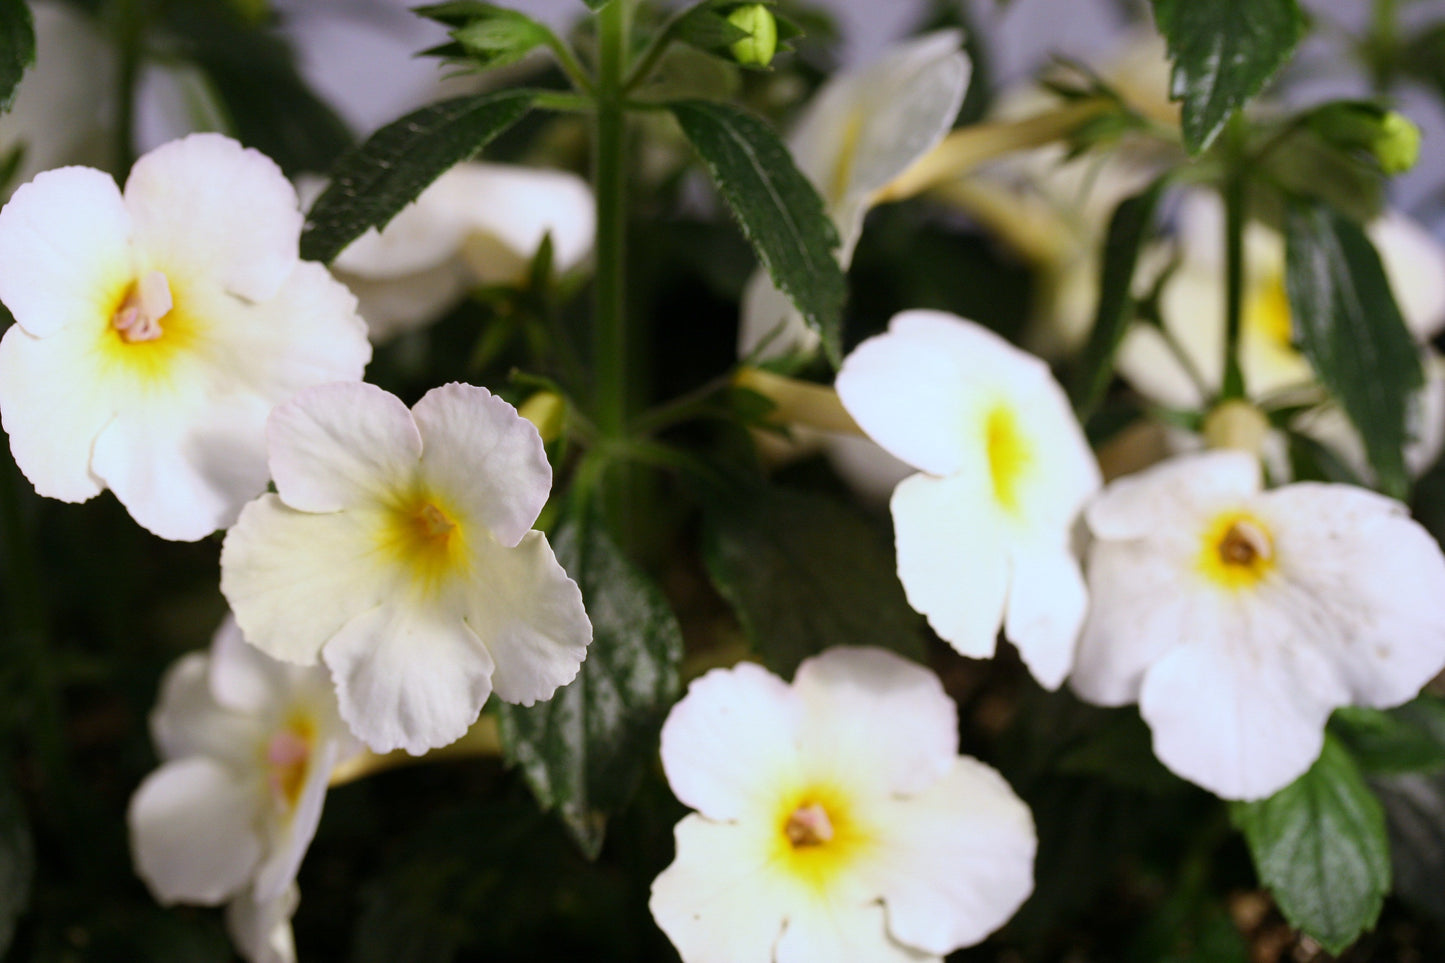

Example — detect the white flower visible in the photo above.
[836,310,1101,688]
[309,161,595,340]
[738,31,969,360]
[1072,450,1445,800]
[650,647,1035,963]
[128,617,360,963]
[0,133,371,540]
[219,380,591,755]
[1117,191,1445,409]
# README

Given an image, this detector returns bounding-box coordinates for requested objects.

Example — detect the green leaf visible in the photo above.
[301,89,535,264]
[496,515,683,859]
[415,3,553,70]
[0,777,33,955]
[0,0,33,114]
[1149,0,1304,153]
[1231,736,1391,954]
[1283,200,1424,498]
[702,484,927,677]
[1070,176,1168,416]
[1331,700,1445,776]
[166,5,353,177]
[1370,769,1445,927]
[668,99,846,366]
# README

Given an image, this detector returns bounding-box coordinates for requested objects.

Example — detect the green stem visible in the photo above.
[112,0,147,173]
[542,32,596,96]
[593,0,630,438]
[1368,0,1398,94]
[1220,120,1248,402]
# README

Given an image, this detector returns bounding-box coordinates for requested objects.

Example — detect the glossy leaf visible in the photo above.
[702,484,927,677]
[668,99,846,365]
[1150,0,1304,153]
[1231,736,1391,954]
[1284,201,1424,498]
[0,0,32,114]
[496,516,683,859]
[300,89,535,264]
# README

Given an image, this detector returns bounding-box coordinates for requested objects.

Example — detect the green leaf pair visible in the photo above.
[415,2,555,71]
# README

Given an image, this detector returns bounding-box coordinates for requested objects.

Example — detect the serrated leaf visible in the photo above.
[702,485,927,677]
[496,516,682,859]
[1070,175,1168,416]
[0,777,33,955]
[0,0,33,114]
[1331,700,1445,776]
[1150,0,1304,153]
[416,3,553,70]
[301,89,534,263]
[1284,201,1424,498]
[668,99,846,366]
[1231,736,1391,954]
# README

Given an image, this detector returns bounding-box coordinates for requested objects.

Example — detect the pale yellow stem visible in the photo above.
[874,99,1111,205]
[735,367,862,436]
[328,714,503,787]
[928,179,1073,267]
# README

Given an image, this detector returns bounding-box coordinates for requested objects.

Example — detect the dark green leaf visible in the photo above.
[1055,707,1185,795]
[1370,769,1445,927]
[673,9,751,52]
[1070,176,1168,416]
[167,5,353,177]
[1331,700,1445,776]
[496,515,683,859]
[1284,201,1424,498]
[1149,0,1305,153]
[0,777,32,955]
[1231,736,1391,954]
[301,90,535,264]
[702,485,926,677]
[668,99,846,365]
[0,0,33,114]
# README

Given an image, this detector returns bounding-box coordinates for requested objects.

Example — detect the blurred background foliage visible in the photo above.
[2,0,1445,960]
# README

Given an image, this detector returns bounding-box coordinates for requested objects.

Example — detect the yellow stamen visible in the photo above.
[784,802,835,848]
[772,785,870,891]
[1198,511,1275,589]
[379,493,468,595]
[110,270,172,344]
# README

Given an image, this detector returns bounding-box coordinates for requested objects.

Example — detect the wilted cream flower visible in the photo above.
[650,647,1035,963]
[836,310,1100,688]
[220,381,591,755]
[0,133,370,540]
[1072,450,1445,800]
[128,617,361,963]
[738,31,970,361]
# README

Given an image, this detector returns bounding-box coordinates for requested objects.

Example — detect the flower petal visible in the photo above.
[775,899,937,963]
[124,133,301,303]
[0,321,113,502]
[266,382,422,515]
[226,882,299,963]
[461,530,590,706]
[792,647,956,796]
[1084,450,1260,542]
[209,615,285,716]
[649,814,791,963]
[737,269,818,361]
[1258,483,1445,708]
[128,756,263,905]
[659,662,801,821]
[221,495,398,666]
[413,383,550,548]
[1139,620,1347,800]
[442,162,596,282]
[149,651,263,766]
[322,603,496,755]
[0,165,132,338]
[253,736,339,902]
[890,471,1008,660]
[1371,209,1445,340]
[1004,542,1087,690]
[856,757,1035,955]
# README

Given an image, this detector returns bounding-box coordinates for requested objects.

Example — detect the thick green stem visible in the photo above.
[593,1,629,438]
[112,0,147,172]
[1220,122,1248,402]
[1368,0,1398,94]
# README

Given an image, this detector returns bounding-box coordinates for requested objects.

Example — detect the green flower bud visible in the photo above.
[1374,111,1421,176]
[728,4,777,68]
[1307,103,1421,176]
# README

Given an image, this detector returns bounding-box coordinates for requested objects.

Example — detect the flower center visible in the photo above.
[784,802,835,848]
[985,404,1033,514]
[265,720,315,811]
[1198,511,1275,589]
[110,270,173,344]
[380,494,469,595]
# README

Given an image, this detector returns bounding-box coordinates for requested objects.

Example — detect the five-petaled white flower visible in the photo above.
[128,616,361,963]
[220,380,591,755]
[738,31,969,361]
[0,133,371,540]
[836,310,1101,688]
[1072,450,1445,800]
[311,161,595,341]
[650,647,1036,963]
